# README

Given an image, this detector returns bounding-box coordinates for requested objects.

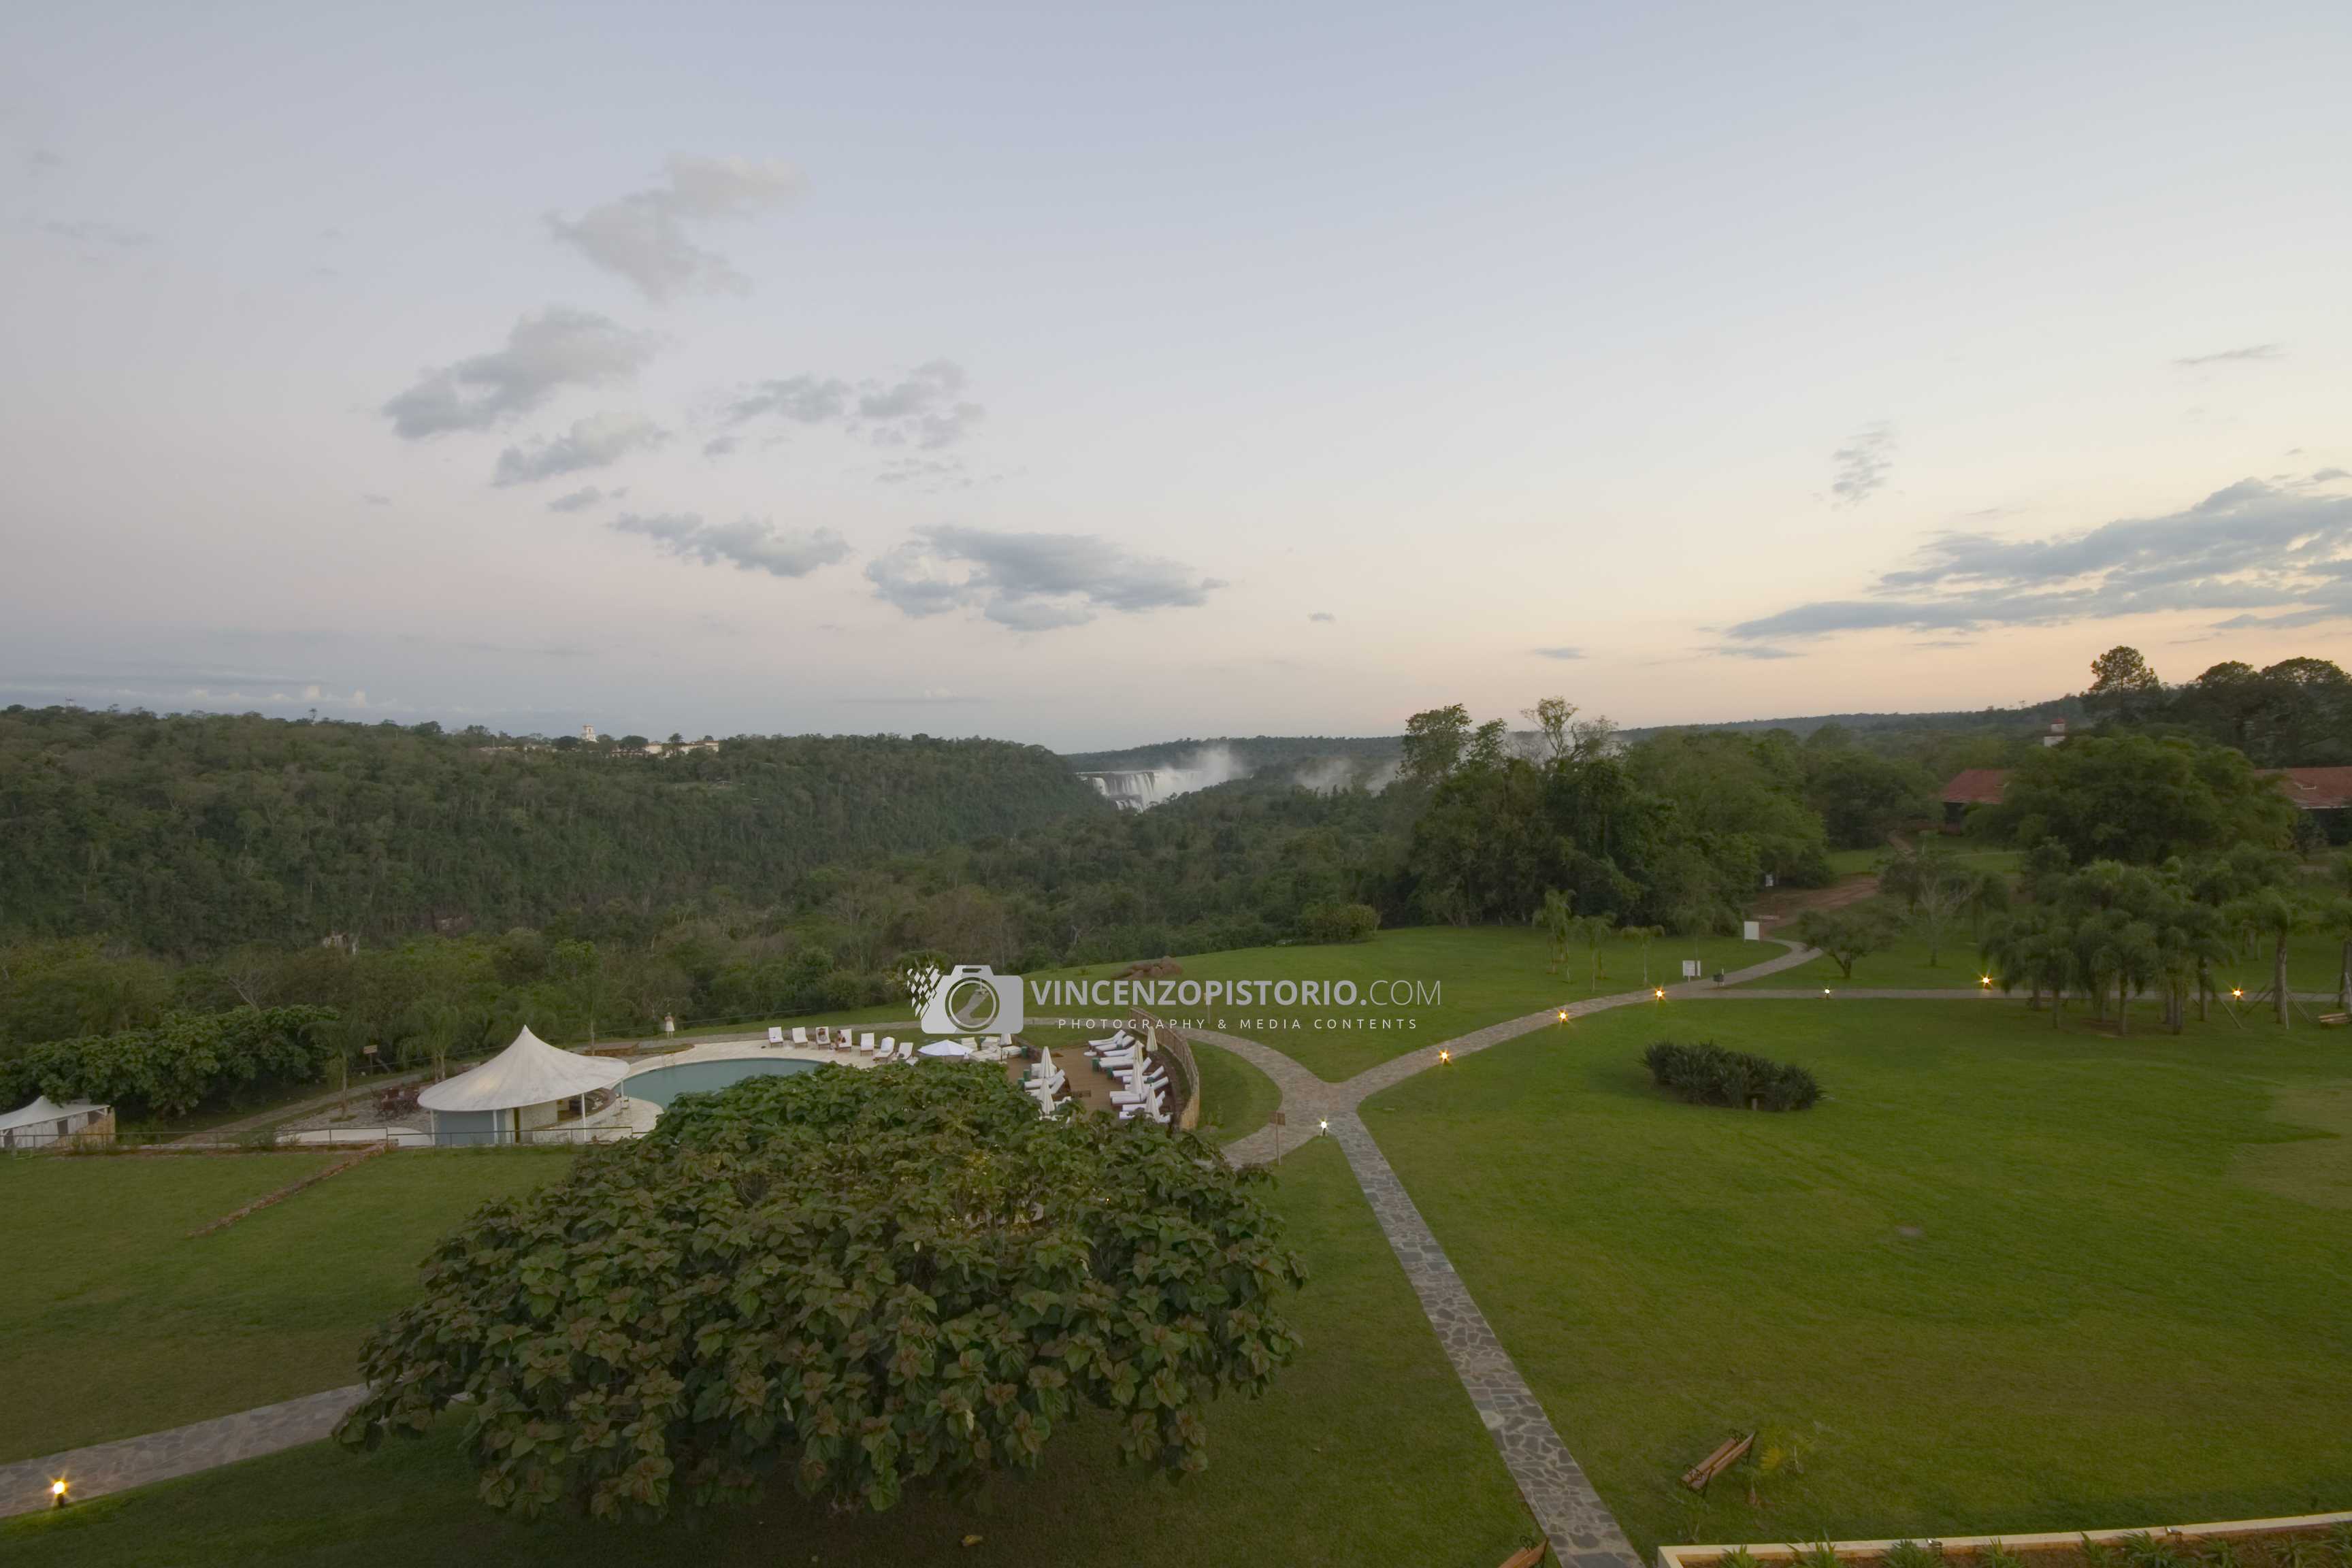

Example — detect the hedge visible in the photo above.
[1642,1039,1820,1111]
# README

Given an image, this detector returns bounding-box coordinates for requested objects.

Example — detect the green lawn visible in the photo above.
[1190,1039,1280,1145]
[1740,926,2003,990]
[1822,845,2023,880]
[1030,926,1784,1081]
[0,1140,1541,1568]
[1362,999,2352,1552]
[0,1149,570,1461]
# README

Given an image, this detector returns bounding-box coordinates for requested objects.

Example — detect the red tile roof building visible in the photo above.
[1940,766,2352,826]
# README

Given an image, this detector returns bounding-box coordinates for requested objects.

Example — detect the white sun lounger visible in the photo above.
[791,1027,809,1046]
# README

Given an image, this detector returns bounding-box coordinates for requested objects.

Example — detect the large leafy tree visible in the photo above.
[336,1064,1307,1522]
[1987,734,2292,865]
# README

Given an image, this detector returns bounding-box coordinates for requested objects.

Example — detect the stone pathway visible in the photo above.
[1190,941,1823,1568]
[0,1385,365,1518]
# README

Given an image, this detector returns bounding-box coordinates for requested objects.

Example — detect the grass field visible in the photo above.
[0,1140,1541,1568]
[1190,1039,1280,1144]
[1028,926,1784,1081]
[1363,999,2352,1552]
[0,1149,571,1462]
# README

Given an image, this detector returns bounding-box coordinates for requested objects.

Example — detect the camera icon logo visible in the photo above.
[917,964,1025,1036]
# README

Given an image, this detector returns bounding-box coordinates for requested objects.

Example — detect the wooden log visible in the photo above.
[1497,1540,1551,1568]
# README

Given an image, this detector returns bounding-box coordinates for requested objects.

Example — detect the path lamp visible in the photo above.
[1317,1117,1329,1137]
[1980,975,1994,989]
[1437,1048,1452,1066]
[50,1480,67,1509]
[1652,987,1665,1001]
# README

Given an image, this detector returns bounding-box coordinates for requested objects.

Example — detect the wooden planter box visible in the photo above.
[1659,1512,2352,1568]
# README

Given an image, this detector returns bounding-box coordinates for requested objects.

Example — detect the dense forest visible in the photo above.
[0,708,1109,951]
[5,647,2350,1083]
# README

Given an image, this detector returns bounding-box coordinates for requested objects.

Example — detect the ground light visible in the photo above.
[1438,1049,1452,1065]
[1317,1118,1328,1136]
[1981,975,1994,988]
[50,1479,67,1509]
[1652,987,1665,1000]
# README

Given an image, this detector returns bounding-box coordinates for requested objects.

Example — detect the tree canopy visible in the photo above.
[1983,734,2293,864]
[336,1064,1307,1521]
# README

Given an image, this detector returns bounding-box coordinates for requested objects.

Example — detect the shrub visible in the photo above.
[338,1063,1307,1522]
[1296,901,1380,944]
[1642,1039,1820,1111]
[0,1005,341,1117]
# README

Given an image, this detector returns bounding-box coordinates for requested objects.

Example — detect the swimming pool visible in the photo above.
[623,1056,821,1110]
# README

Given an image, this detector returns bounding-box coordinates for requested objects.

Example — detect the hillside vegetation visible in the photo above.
[0,708,1109,951]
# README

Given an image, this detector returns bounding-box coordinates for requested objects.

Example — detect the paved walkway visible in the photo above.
[1189,940,1823,1568]
[0,1385,365,1518]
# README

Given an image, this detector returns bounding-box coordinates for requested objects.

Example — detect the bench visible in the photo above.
[2320,1013,2350,1027]
[1680,1431,1754,1492]
[1496,1542,1551,1568]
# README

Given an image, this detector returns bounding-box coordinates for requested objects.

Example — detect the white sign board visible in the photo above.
[1742,919,1762,942]
[1680,959,1701,980]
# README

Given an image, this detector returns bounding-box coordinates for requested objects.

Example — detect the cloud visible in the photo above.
[1309,611,1337,623]
[362,493,392,506]
[702,434,739,458]
[547,155,800,301]
[865,526,1222,630]
[612,512,850,578]
[875,455,973,491]
[42,218,155,248]
[1727,478,2352,641]
[491,410,667,485]
[546,487,606,512]
[2173,343,2284,368]
[1714,644,1801,659]
[2313,468,2349,483]
[1830,423,1895,507]
[381,308,658,439]
[1531,645,1581,659]
[726,361,983,450]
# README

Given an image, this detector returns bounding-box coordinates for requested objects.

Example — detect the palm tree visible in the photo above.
[2226,888,2307,1026]
[2110,921,2162,1036]
[1617,924,1667,986]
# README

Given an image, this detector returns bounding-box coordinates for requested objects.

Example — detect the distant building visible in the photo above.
[1940,765,2352,831]
[2042,719,2068,747]
[1940,768,2012,828]
[581,723,599,743]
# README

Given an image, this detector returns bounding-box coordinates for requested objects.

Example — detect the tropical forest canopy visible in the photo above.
[5,644,2351,1074]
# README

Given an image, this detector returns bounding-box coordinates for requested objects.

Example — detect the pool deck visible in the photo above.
[602,1036,896,1132]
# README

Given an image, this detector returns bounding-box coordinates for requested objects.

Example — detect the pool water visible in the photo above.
[623,1056,821,1109]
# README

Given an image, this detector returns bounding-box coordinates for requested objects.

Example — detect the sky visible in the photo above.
[3,0,2349,750]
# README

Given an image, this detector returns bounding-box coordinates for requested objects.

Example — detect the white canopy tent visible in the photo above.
[1,1094,110,1149]
[419,1026,627,1146]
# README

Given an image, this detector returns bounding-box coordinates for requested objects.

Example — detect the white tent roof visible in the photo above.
[0,1095,103,1132]
[417,1026,627,1113]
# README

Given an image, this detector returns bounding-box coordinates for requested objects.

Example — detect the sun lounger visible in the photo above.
[791,1027,809,1046]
